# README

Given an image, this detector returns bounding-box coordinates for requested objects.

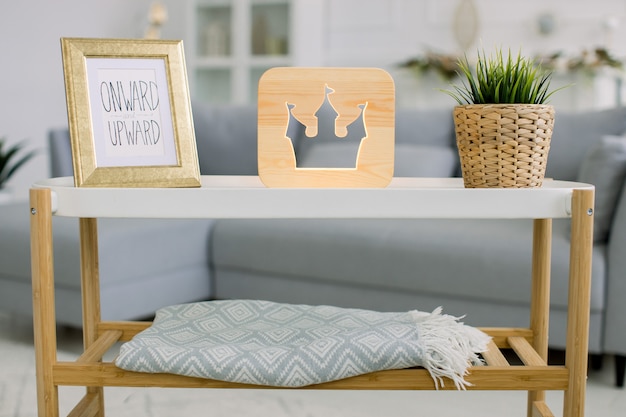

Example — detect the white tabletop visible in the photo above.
[31,176,593,219]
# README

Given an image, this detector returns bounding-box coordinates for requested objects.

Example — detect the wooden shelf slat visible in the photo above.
[98,321,151,342]
[533,400,556,417]
[77,330,123,363]
[96,323,535,347]
[480,328,533,348]
[508,336,548,367]
[52,362,569,391]
[67,393,100,417]
[94,324,536,367]
[481,340,510,367]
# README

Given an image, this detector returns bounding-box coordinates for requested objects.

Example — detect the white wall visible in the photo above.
[320,0,626,110]
[322,0,626,66]
[0,0,187,198]
[2,0,625,196]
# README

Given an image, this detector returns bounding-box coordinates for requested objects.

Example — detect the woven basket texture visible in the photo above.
[453,104,555,188]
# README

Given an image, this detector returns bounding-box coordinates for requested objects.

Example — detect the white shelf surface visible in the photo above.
[32,176,593,220]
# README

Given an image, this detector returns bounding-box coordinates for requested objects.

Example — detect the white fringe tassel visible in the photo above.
[410,307,491,390]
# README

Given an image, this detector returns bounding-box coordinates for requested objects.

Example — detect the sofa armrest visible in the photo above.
[603,179,626,354]
[48,129,73,178]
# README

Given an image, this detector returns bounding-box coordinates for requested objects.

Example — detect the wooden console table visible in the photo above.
[29,176,594,417]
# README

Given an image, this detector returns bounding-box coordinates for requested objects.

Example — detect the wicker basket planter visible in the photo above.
[453,104,555,188]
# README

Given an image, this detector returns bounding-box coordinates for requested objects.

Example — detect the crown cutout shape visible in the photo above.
[288,85,367,169]
[258,67,395,188]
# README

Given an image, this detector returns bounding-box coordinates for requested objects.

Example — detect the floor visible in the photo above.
[2,312,625,417]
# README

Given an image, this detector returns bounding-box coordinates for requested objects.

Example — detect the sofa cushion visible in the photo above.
[394,108,456,147]
[546,107,626,181]
[192,102,259,175]
[577,135,626,242]
[211,218,606,312]
[393,144,457,177]
[296,142,361,169]
[0,201,213,289]
[297,143,457,177]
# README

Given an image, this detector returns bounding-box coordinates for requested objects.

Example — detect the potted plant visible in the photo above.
[444,49,561,188]
[0,138,36,200]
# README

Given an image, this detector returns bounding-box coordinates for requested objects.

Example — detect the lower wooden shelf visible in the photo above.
[52,324,569,392]
[53,362,570,391]
[54,361,570,391]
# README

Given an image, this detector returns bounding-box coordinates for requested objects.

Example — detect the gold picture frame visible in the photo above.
[61,37,200,187]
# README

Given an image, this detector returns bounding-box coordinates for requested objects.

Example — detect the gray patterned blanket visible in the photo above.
[115,300,490,389]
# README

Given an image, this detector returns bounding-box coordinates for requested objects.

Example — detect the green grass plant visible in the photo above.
[444,49,561,105]
[0,138,36,189]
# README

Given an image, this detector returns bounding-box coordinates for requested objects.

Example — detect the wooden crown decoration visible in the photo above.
[258,67,395,188]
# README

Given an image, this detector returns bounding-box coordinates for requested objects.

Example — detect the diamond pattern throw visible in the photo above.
[115,300,490,389]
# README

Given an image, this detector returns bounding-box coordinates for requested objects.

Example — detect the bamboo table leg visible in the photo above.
[528,218,552,417]
[30,188,59,417]
[563,189,594,417]
[79,218,105,416]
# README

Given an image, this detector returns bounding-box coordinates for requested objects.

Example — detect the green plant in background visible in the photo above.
[398,51,461,81]
[541,47,624,75]
[443,49,563,105]
[0,138,36,189]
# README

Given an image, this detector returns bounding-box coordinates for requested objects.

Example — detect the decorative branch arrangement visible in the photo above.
[400,47,624,82]
[538,47,624,75]
[0,138,35,189]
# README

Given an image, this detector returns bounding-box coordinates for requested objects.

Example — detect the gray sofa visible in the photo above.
[1,101,625,387]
